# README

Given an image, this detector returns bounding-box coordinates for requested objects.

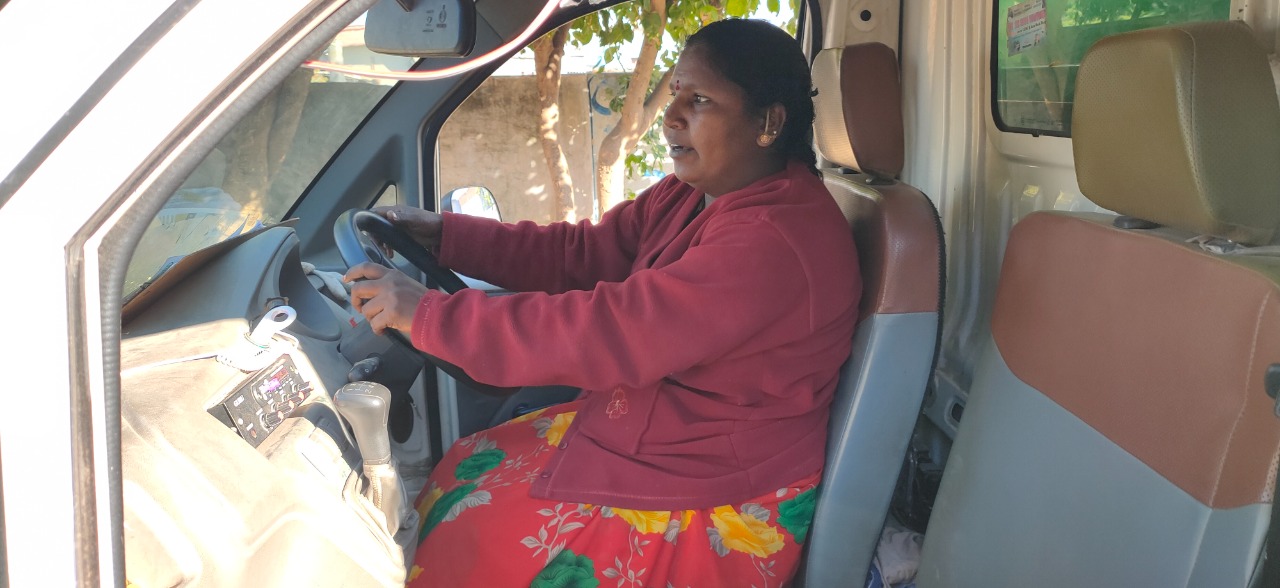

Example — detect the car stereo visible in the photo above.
[209,355,313,447]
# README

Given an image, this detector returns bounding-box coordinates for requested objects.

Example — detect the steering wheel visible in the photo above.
[334,209,467,292]
[333,209,517,396]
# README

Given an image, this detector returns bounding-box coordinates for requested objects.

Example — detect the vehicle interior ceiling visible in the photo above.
[112,0,1280,584]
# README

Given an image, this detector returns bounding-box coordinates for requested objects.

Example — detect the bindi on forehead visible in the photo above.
[673,80,681,91]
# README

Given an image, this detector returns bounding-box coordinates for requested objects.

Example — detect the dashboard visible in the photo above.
[119,227,422,586]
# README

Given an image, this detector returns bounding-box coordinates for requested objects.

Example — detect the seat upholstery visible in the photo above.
[797,42,944,587]
[1072,21,1280,245]
[917,21,1280,587]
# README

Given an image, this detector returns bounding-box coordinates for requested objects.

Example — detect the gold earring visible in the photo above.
[759,111,775,146]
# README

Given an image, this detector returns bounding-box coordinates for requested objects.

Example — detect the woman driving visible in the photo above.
[344,19,860,587]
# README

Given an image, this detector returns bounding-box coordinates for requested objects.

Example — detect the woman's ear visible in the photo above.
[757,104,788,148]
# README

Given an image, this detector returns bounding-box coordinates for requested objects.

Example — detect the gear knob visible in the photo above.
[333,381,410,540]
[333,381,392,465]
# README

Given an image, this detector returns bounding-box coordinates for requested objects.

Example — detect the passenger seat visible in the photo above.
[797,42,945,586]
[917,21,1280,587]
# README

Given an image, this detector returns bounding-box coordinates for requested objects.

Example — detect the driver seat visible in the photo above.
[797,42,944,586]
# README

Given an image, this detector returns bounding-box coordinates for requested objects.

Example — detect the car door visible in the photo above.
[0,1,374,584]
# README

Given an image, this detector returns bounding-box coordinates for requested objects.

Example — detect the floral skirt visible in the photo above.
[406,400,820,588]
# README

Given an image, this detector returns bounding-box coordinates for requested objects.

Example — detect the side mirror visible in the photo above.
[441,186,501,222]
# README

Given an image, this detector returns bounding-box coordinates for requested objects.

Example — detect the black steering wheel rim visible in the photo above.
[334,209,468,293]
[333,209,517,397]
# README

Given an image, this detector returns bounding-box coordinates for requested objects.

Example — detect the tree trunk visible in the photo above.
[532,27,577,223]
[594,0,672,215]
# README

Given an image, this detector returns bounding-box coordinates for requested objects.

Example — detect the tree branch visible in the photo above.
[640,69,674,133]
[595,0,669,211]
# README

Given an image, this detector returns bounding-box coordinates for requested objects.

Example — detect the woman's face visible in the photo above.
[662,45,784,197]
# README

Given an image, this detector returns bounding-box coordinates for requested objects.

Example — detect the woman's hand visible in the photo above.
[371,205,444,250]
[344,262,431,335]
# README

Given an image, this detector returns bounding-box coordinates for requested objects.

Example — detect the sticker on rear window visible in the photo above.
[1007,0,1047,56]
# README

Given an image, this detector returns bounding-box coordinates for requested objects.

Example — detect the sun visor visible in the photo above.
[364,0,476,57]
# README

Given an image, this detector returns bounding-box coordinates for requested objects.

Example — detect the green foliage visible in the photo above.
[624,125,670,199]
[1061,0,1227,25]
[563,0,800,193]
[567,0,791,81]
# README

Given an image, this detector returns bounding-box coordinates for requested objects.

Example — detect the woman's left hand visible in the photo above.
[344,262,430,335]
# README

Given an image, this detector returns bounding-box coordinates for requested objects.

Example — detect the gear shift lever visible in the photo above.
[334,381,405,537]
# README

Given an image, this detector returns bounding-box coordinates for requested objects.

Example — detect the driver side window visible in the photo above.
[436,0,800,225]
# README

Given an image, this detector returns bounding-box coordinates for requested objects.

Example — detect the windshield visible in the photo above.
[123,24,412,299]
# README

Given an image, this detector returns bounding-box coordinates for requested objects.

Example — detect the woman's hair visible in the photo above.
[685,19,817,170]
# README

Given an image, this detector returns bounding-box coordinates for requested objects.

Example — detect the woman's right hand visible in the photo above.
[371,205,444,250]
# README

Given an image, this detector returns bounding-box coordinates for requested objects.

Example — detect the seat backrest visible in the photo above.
[798,42,944,587]
[917,21,1280,587]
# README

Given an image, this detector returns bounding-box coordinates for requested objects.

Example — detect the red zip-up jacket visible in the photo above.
[412,161,860,509]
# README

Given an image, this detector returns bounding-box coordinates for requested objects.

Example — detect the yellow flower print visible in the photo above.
[710,506,786,557]
[613,508,671,534]
[544,412,576,447]
[508,407,549,425]
[416,484,444,521]
[664,510,694,543]
[408,565,423,582]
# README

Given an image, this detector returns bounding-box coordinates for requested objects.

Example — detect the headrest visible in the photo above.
[1073,21,1280,245]
[812,43,904,180]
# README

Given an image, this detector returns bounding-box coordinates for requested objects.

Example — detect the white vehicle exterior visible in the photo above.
[3,0,1278,585]
[0,1,375,584]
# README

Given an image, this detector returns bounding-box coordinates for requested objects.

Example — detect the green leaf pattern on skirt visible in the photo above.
[530,549,600,588]
[455,448,506,481]
[776,486,818,544]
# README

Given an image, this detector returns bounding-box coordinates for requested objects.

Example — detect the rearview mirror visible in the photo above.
[364,0,476,57]
[441,186,501,221]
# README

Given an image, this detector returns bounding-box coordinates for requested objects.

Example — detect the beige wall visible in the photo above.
[437,73,667,225]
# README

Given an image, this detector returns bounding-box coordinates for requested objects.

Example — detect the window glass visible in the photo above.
[123,21,412,300]
[373,184,399,208]
[437,0,799,226]
[993,0,1231,135]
